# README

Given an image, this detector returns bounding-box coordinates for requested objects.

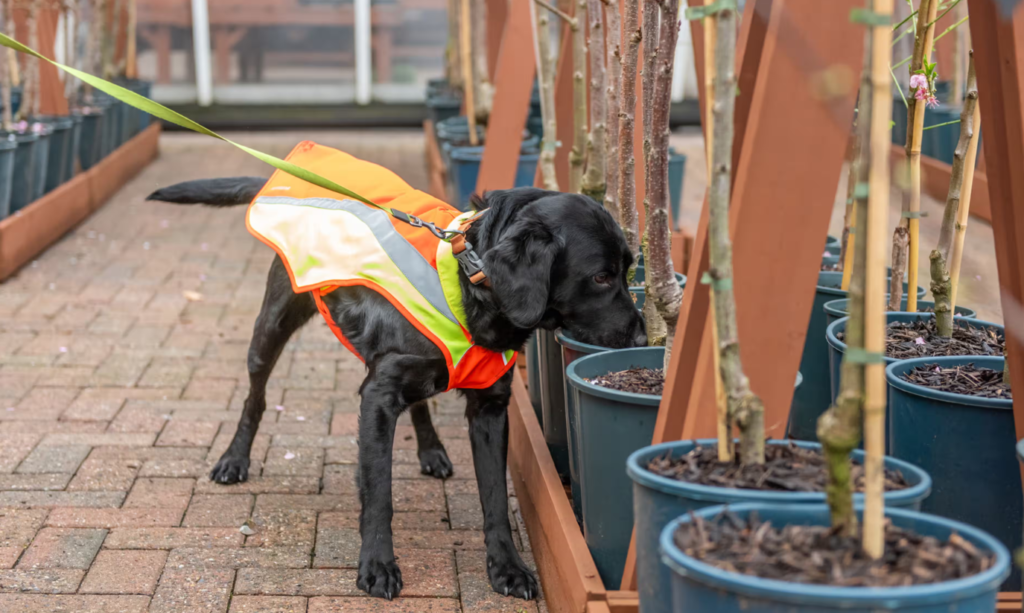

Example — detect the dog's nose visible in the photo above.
[632,317,648,347]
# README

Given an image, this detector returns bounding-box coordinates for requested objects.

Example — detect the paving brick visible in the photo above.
[243,508,317,551]
[138,359,194,388]
[329,413,358,436]
[446,493,484,531]
[254,495,359,513]
[0,473,73,490]
[166,546,310,569]
[88,445,207,462]
[45,507,184,528]
[16,444,91,474]
[263,447,324,477]
[392,530,486,550]
[139,458,208,478]
[149,567,234,613]
[5,387,80,421]
[155,421,219,447]
[229,596,308,613]
[67,457,141,491]
[0,508,48,548]
[0,491,126,508]
[0,433,40,472]
[124,477,194,513]
[392,480,446,513]
[194,476,319,495]
[0,420,107,435]
[183,494,253,527]
[79,550,167,594]
[39,433,155,447]
[308,597,462,613]
[103,527,244,549]
[182,379,236,405]
[0,568,84,593]
[312,526,359,569]
[234,568,360,596]
[0,547,21,568]
[318,512,451,532]
[320,464,356,495]
[62,389,126,421]
[0,594,150,613]
[18,528,107,569]
[107,404,170,433]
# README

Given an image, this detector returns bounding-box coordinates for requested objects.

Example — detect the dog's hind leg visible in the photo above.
[464,374,540,600]
[210,257,316,484]
[409,401,453,479]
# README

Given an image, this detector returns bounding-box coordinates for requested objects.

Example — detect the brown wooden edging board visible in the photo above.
[890,144,992,223]
[0,122,161,280]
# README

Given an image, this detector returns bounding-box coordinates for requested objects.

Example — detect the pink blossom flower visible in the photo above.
[909,74,928,90]
[926,95,940,109]
[914,87,930,102]
[914,337,926,345]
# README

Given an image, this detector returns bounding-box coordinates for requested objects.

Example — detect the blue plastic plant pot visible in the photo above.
[887,356,1021,590]
[824,235,840,256]
[8,131,39,214]
[0,137,18,219]
[525,333,543,426]
[39,116,74,194]
[668,148,686,230]
[134,81,153,130]
[660,503,1009,613]
[29,124,53,202]
[787,272,923,442]
[427,95,462,125]
[921,106,959,164]
[627,439,930,613]
[538,329,570,480]
[566,347,665,589]
[823,297,977,328]
[892,95,908,146]
[630,265,687,311]
[555,329,613,525]
[820,255,892,276]
[828,312,1005,406]
[448,146,540,211]
[65,113,82,181]
[78,107,105,170]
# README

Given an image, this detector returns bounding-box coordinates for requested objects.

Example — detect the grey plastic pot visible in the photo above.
[524,333,543,427]
[660,503,1008,613]
[65,113,82,180]
[0,137,17,219]
[555,329,612,524]
[29,123,53,202]
[38,116,74,194]
[787,271,924,442]
[824,234,840,256]
[629,439,932,613]
[630,265,687,310]
[823,297,977,328]
[537,329,570,479]
[8,131,39,214]
[887,356,1020,590]
[566,347,664,589]
[827,312,1005,405]
[77,107,105,170]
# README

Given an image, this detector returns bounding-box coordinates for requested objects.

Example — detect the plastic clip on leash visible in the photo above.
[0,31,496,284]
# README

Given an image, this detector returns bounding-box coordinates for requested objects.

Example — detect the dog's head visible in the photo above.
[472,188,648,350]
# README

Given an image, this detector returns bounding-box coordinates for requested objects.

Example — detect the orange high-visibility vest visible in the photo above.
[246,141,516,390]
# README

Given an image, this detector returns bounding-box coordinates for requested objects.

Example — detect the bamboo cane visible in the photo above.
[0,0,10,131]
[949,79,981,311]
[903,0,938,313]
[458,0,478,145]
[863,0,895,560]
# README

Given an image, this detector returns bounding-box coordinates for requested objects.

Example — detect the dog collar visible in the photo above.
[449,209,490,287]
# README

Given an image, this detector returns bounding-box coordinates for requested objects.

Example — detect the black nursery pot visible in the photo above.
[65,113,83,181]
[77,107,106,170]
[8,131,39,214]
[38,116,74,194]
[0,136,17,219]
[29,123,53,202]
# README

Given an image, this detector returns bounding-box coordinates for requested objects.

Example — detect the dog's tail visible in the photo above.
[146,177,267,206]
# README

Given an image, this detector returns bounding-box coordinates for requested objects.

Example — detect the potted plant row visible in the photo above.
[626,3,1008,612]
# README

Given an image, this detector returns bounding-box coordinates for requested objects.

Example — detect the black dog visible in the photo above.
[148,180,646,600]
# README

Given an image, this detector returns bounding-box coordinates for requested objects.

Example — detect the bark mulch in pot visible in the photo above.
[646,442,909,492]
[673,508,995,587]
[587,367,664,395]
[838,319,1004,361]
[901,363,1012,400]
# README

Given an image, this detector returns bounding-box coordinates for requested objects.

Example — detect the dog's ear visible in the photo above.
[484,218,560,329]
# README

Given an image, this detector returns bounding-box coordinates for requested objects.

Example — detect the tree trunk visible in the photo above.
[818,53,873,538]
[707,2,764,466]
[604,0,621,223]
[531,2,560,191]
[618,0,642,277]
[569,0,587,193]
[0,0,11,131]
[581,0,607,206]
[640,0,664,344]
[470,0,493,124]
[930,52,978,338]
[839,116,861,288]
[647,0,682,362]
[446,0,461,88]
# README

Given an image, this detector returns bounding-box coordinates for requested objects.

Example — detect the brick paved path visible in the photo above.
[0,131,543,613]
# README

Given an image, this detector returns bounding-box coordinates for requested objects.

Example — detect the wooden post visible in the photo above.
[476,0,536,193]
[966,0,1024,448]
[485,0,507,81]
[15,7,68,116]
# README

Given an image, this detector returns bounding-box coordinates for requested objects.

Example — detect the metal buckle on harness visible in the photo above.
[394,210,449,239]
[454,240,487,285]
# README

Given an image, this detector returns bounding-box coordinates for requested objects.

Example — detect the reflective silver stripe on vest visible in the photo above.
[255,195,459,326]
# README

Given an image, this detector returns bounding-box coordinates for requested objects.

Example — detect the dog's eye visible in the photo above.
[593,272,612,285]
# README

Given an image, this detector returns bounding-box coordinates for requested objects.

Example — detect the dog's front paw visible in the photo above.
[418,447,454,479]
[487,554,539,600]
[209,455,250,484]
[357,555,403,600]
